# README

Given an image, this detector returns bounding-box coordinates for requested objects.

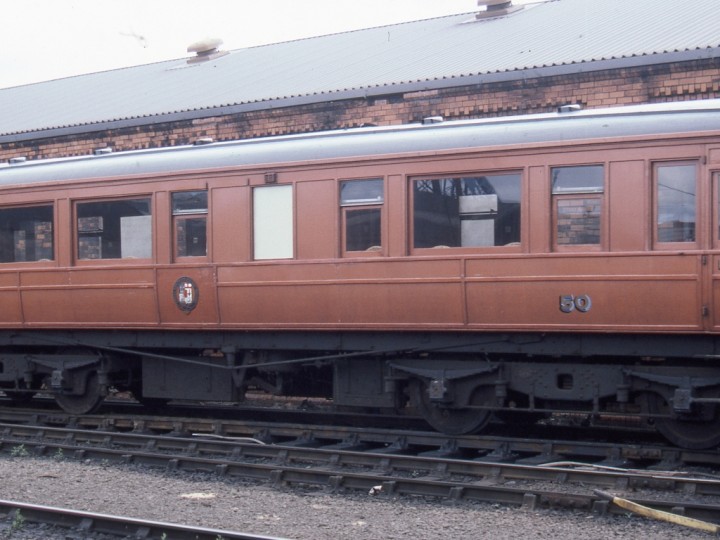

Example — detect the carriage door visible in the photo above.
[711,170,720,331]
[653,162,707,331]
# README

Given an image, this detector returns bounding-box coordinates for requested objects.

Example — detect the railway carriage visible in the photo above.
[2,100,720,448]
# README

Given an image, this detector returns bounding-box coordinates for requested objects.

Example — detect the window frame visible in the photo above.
[653,161,699,250]
[172,190,208,260]
[410,170,523,254]
[0,203,55,264]
[73,196,153,264]
[340,178,385,257]
[550,164,605,252]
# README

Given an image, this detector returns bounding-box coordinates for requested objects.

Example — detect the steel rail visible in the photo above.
[0,499,289,540]
[2,422,720,524]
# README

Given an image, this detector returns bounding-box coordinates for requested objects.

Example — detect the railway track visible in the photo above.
[0,499,289,539]
[1,415,720,528]
[0,403,717,469]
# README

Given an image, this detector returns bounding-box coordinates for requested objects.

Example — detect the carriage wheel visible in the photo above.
[410,379,494,435]
[643,392,720,450]
[54,371,104,415]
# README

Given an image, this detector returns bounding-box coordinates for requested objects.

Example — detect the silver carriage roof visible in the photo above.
[1,99,720,187]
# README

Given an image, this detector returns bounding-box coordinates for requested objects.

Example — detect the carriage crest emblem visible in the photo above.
[173,277,199,312]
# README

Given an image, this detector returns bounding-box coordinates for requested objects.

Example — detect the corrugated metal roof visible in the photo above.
[1,0,719,141]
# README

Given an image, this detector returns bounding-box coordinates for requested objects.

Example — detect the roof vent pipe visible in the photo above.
[187,38,228,64]
[422,116,444,125]
[477,0,523,19]
[558,104,583,113]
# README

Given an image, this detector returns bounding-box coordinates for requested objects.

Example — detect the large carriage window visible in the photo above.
[413,173,521,248]
[655,163,696,244]
[172,191,207,258]
[76,198,151,260]
[340,178,383,252]
[0,205,53,262]
[552,165,603,247]
[254,185,293,260]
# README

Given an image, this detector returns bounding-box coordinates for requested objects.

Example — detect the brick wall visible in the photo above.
[2,57,719,162]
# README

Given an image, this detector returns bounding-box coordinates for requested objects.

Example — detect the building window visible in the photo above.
[254,184,293,260]
[172,191,207,258]
[413,173,521,248]
[0,205,53,262]
[655,163,696,244]
[340,178,383,252]
[76,198,151,260]
[552,165,603,247]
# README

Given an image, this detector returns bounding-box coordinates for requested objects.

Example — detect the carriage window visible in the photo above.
[0,205,53,262]
[655,163,696,244]
[254,184,293,260]
[340,179,383,252]
[76,198,151,260]
[552,165,603,247]
[172,191,207,258]
[413,173,521,248]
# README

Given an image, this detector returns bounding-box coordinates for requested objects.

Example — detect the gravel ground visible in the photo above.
[0,455,716,540]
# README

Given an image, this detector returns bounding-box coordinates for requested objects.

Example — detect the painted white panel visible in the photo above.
[121,215,152,258]
[253,185,294,260]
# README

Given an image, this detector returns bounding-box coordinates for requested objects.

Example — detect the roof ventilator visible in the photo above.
[187,38,229,65]
[476,0,523,19]
[422,116,444,125]
[264,172,278,184]
[558,104,583,113]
